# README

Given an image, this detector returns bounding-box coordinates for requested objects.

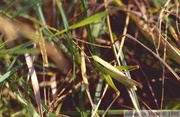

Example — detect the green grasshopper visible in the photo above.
[91,55,141,117]
[92,55,140,89]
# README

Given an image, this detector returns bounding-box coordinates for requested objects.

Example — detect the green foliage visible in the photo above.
[0,0,180,117]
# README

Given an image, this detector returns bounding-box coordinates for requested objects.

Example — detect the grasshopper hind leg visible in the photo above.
[102,74,120,117]
[91,74,121,117]
[102,91,120,117]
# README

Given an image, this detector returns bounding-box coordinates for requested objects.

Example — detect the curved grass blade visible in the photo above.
[120,34,180,81]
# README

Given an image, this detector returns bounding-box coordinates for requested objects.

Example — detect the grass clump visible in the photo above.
[0,0,180,117]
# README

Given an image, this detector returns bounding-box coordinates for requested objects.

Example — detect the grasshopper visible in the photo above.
[91,55,141,117]
[92,55,140,89]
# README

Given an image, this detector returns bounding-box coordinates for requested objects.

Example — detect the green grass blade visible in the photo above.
[12,0,42,18]
[117,48,141,110]
[3,0,19,13]
[60,110,124,116]
[0,41,38,55]
[15,90,39,117]
[56,0,80,64]
[78,0,98,54]
[18,78,49,112]
[0,63,24,82]
[6,55,20,71]
[70,11,107,29]
[0,48,38,55]
[53,11,107,36]
[93,78,104,110]
[34,1,61,43]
